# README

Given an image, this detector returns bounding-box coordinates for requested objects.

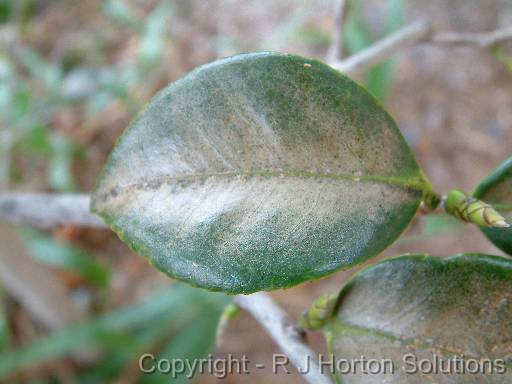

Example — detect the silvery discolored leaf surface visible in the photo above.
[323,254,512,383]
[91,52,433,293]
[473,156,512,255]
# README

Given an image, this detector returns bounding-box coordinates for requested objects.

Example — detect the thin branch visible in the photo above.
[432,25,512,47]
[0,193,106,229]
[234,293,332,384]
[332,21,512,77]
[331,20,431,76]
[326,0,349,62]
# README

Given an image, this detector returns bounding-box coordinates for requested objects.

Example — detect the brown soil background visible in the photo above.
[2,1,512,383]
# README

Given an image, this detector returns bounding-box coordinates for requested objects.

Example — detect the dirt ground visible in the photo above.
[2,1,512,383]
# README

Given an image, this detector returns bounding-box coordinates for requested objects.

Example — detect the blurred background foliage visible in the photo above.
[0,0,511,383]
[1,1,236,382]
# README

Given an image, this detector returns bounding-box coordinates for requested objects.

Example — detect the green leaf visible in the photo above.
[473,156,512,255]
[0,284,229,378]
[80,292,226,383]
[397,213,463,245]
[216,303,241,346]
[21,228,110,287]
[77,314,183,382]
[0,289,10,353]
[91,52,435,293]
[138,3,173,65]
[343,0,404,101]
[48,133,77,192]
[319,254,512,383]
[492,47,512,72]
[17,47,63,95]
[13,124,53,157]
[0,0,11,23]
[139,315,220,384]
[104,0,139,27]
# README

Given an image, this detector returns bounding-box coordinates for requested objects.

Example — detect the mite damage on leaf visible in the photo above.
[318,254,512,383]
[91,52,437,293]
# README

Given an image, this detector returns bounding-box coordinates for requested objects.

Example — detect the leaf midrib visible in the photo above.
[96,169,430,201]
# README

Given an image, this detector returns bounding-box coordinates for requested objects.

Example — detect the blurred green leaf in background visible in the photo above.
[22,228,110,287]
[343,0,405,101]
[492,46,512,72]
[0,289,10,353]
[397,213,464,245]
[0,284,230,382]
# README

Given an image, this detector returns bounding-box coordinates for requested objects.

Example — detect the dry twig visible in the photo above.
[326,0,349,62]
[331,20,431,76]
[0,193,106,229]
[432,25,512,47]
[234,293,332,384]
[332,20,512,77]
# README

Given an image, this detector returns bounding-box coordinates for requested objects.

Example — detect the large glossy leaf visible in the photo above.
[473,156,512,255]
[91,52,435,293]
[320,254,512,383]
